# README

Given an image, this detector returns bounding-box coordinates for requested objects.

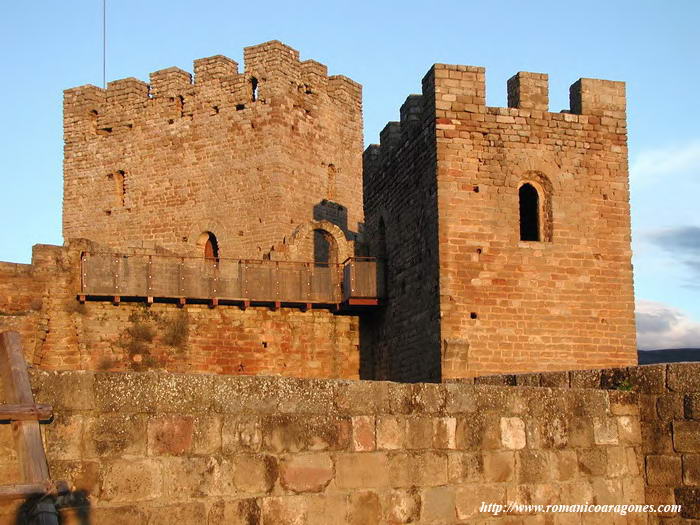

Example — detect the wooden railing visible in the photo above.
[79,253,384,307]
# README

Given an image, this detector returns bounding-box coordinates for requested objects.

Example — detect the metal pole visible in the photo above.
[102,0,106,88]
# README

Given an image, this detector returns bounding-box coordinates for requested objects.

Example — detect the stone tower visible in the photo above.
[363,65,637,381]
[62,41,363,262]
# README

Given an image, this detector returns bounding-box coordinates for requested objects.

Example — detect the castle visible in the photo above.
[0,40,637,382]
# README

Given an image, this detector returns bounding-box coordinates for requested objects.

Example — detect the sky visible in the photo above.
[0,1,698,350]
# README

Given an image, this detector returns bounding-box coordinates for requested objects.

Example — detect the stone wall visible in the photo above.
[467,362,700,522]
[0,244,360,378]
[364,65,637,381]
[0,369,655,524]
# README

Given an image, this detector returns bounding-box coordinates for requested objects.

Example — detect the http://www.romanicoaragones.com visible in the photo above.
[480,502,682,516]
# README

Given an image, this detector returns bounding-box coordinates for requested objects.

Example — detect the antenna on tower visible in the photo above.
[102,0,106,88]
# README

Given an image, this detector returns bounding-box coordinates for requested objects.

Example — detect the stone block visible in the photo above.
[147,503,206,524]
[676,487,700,519]
[280,453,333,493]
[668,363,700,392]
[377,416,405,450]
[539,371,569,387]
[382,489,421,524]
[673,420,700,452]
[406,417,433,449]
[347,491,381,525]
[414,450,448,486]
[455,484,506,520]
[232,454,277,494]
[553,450,578,481]
[334,381,379,414]
[147,415,194,455]
[222,415,263,453]
[447,451,483,483]
[559,481,594,505]
[483,451,514,482]
[412,383,447,413]
[207,499,261,525]
[646,455,682,487]
[160,456,213,498]
[92,372,157,413]
[445,383,477,413]
[685,393,700,419]
[617,415,642,444]
[351,416,376,451]
[593,417,619,445]
[682,454,700,485]
[570,369,602,389]
[501,416,526,449]
[622,477,645,504]
[335,452,389,489]
[591,478,622,505]
[31,370,96,411]
[421,486,456,522]
[100,459,162,503]
[605,446,629,478]
[577,448,607,477]
[517,450,552,483]
[191,415,222,455]
[83,414,148,458]
[261,415,350,453]
[42,413,83,461]
[48,460,102,497]
[657,394,684,421]
[433,417,457,449]
[567,417,595,448]
[260,496,309,524]
[90,505,147,525]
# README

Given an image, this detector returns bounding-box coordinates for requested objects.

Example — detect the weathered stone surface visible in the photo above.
[147,415,194,455]
[335,452,389,489]
[347,491,381,525]
[672,420,700,452]
[668,363,700,393]
[500,416,526,449]
[646,455,682,486]
[421,486,455,522]
[682,454,700,486]
[280,453,334,493]
[207,499,261,525]
[100,459,163,502]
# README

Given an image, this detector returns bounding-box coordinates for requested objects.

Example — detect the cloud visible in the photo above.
[647,226,700,281]
[636,299,700,350]
[631,139,700,182]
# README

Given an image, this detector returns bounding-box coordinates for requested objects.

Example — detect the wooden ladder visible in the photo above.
[0,331,54,500]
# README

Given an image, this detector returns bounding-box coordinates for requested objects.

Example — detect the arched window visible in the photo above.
[313,229,336,267]
[199,232,219,261]
[519,183,540,241]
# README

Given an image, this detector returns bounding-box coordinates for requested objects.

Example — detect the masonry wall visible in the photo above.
[0,243,360,379]
[361,85,441,382]
[466,362,700,522]
[0,369,652,524]
[62,41,364,261]
[364,65,637,381]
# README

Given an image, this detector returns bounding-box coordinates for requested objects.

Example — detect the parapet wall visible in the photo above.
[463,363,700,521]
[63,40,364,261]
[0,369,655,524]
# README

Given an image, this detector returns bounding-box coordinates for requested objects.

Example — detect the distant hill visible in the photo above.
[638,348,700,365]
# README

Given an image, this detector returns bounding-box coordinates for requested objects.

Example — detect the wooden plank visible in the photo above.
[0,482,51,501]
[0,403,53,422]
[0,332,50,484]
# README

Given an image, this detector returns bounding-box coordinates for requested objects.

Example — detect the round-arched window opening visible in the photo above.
[519,183,540,242]
[197,232,220,261]
[313,229,337,267]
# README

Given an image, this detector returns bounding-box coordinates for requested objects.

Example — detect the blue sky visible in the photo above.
[1,1,698,349]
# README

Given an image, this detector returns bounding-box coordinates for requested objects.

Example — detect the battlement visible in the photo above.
[367,63,626,160]
[63,40,361,139]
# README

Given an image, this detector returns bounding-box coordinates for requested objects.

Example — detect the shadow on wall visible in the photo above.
[15,490,91,525]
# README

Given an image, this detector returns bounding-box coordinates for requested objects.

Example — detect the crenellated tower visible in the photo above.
[62,41,363,261]
[363,64,636,381]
